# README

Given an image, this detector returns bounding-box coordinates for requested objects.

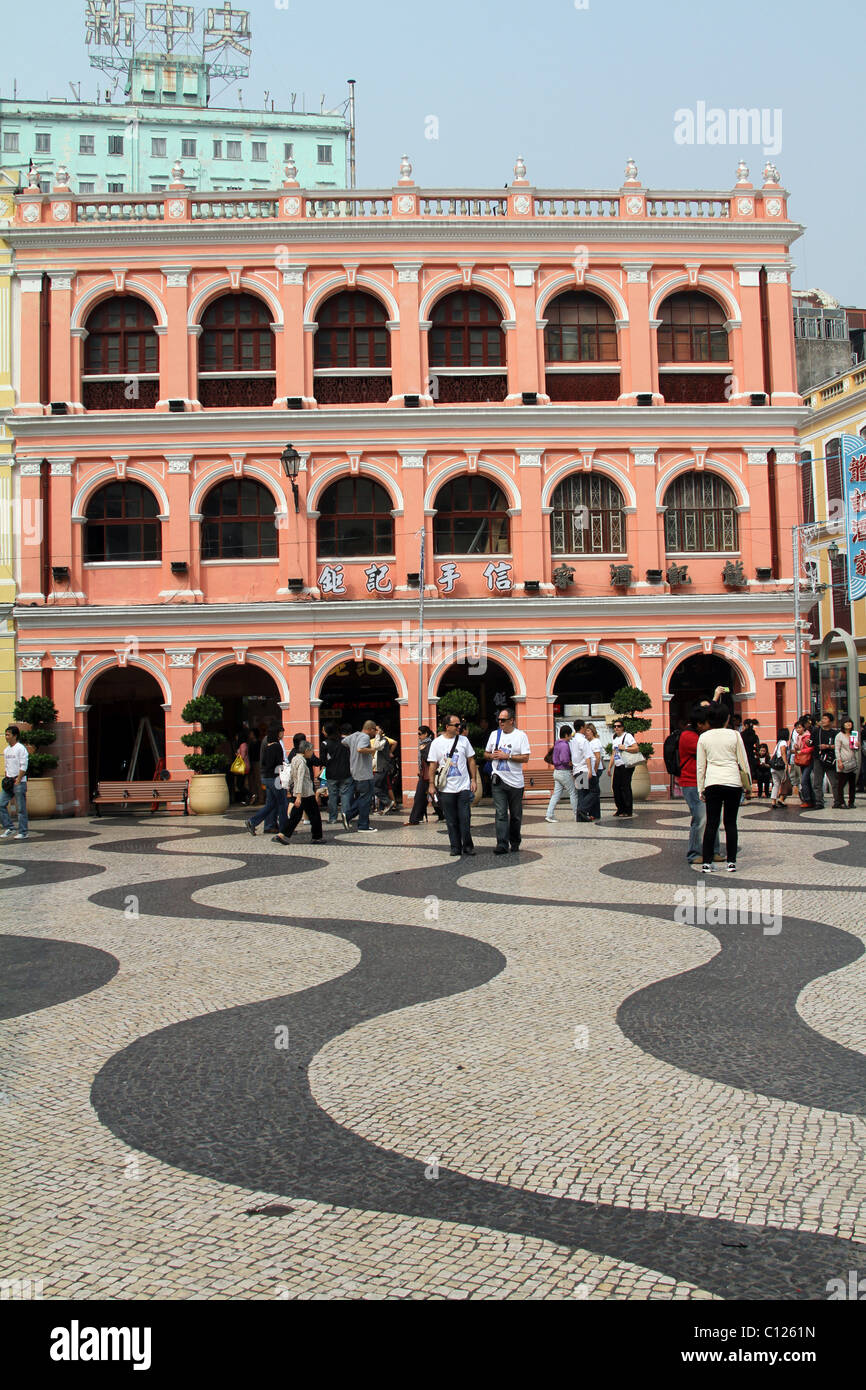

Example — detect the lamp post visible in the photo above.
[280,443,301,512]
[791,522,842,716]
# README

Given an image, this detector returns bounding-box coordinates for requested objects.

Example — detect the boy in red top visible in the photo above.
[678,704,721,868]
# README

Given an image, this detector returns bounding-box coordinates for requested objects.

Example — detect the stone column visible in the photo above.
[16,274,44,412]
[158,267,192,409]
[631,450,662,581]
[746,450,771,575]
[734,267,765,400]
[284,647,312,732]
[516,451,545,591]
[48,271,75,408]
[393,263,422,402]
[16,459,44,602]
[764,266,800,405]
[277,264,306,404]
[48,458,75,603]
[507,265,540,401]
[164,456,195,597]
[622,264,655,402]
[164,652,194,782]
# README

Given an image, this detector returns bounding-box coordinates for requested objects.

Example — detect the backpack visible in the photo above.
[663,730,682,778]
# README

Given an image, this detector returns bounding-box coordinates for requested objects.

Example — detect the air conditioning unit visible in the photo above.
[404,394,420,408]
[636,393,653,407]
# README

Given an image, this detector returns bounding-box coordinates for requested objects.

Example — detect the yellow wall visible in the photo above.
[799,367,866,719]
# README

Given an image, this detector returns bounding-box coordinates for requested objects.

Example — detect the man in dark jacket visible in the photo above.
[322,721,353,827]
[245,721,286,835]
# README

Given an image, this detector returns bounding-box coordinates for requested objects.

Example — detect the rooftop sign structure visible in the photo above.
[85,0,251,81]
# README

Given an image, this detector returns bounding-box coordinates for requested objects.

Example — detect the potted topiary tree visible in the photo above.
[609,686,654,801]
[436,688,484,803]
[12,694,59,818]
[180,694,230,815]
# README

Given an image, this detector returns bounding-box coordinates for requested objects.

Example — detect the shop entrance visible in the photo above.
[87,667,166,791]
[203,664,282,748]
[668,654,738,730]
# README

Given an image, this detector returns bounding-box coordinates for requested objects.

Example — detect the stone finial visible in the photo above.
[735,160,750,184]
[513,155,527,181]
[283,157,298,184]
[170,159,185,186]
[53,164,71,190]
[762,161,780,185]
[399,154,413,180]
[26,162,40,191]
[624,157,639,183]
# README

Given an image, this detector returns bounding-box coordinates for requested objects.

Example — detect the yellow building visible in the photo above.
[799,363,866,721]
[0,175,17,726]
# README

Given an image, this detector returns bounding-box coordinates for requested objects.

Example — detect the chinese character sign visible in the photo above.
[145,2,195,52]
[318,564,346,595]
[205,3,251,54]
[437,562,461,594]
[482,561,513,592]
[85,0,134,45]
[364,563,392,594]
[841,435,866,602]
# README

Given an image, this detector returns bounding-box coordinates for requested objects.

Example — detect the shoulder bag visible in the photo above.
[230,754,246,775]
[434,734,461,792]
[619,737,644,769]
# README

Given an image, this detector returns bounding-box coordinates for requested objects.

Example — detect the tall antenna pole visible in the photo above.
[347,78,356,189]
[417,529,425,728]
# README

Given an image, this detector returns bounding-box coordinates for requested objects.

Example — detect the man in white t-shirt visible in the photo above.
[1,725,29,841]
[484,706,531,854]
[427,713,478,856]
[568,720,593,792]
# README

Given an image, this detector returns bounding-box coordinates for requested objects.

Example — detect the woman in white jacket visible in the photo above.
[697,702,752,873]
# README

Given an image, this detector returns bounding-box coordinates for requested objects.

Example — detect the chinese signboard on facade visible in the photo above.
[841,435,866,602]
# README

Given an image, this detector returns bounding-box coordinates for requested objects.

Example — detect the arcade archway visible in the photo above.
[436,658,515,739]
[87,667,166,790]
[552,655,627,726]
[203,664,282,746]
[319,658,400,740]
[668,653,738,729]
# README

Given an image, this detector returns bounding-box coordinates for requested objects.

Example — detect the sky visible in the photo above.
[2,0,864,302]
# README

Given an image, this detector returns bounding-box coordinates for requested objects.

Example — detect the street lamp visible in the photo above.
[280,443,301,512]
[827,540,840,564]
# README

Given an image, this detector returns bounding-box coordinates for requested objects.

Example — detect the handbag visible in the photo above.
[230,754,246,775]
[1,776,15,795]
[274,761,293,791]
[794,748,812,767]
[619,737,644,768]
[434,734,461,792]
[769,751,786,771]
[740,767,753,793]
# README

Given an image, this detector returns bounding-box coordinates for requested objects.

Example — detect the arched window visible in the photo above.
[198,293,275,407]
[200,479,277,560]
[315,291,390,368]
[430,291,504,366]
[317,477,394,557]
[433,476,510,554]
[550,474,625,554]
[84,481,161,563]
[544,292,617,362]
[313,290,392,404]
[657,291,728,362]
[82,296,159,409]
[663,472,739,553]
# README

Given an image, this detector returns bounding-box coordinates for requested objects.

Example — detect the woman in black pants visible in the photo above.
[607,720,638,817]
[696,702,752,872]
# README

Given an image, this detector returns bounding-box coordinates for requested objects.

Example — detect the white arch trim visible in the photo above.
[71,277,168,330]
[418,272,516,324]
[193,652,290,704]
[306,460,404,513]
[427,648,527,703]
[535,272,629,323]
[662,643,757,700]
[189,464,289,517]
[72,467,170,519]
[655,458,750,510]
[648,272,742,323]
[187,275,284,327]
[309,649,409,704]
[303,272,400,325]
[541,457,637,510]
[546,644,641,697]
[76,655,172,709]
[423,458,521,511]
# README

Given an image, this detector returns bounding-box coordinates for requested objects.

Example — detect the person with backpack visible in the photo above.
[544,724,579,821]
[664,719,686,786]
[321,721,353,828]
[813,711,838,810]
[427,713,477,856]
[678,704,721,868]
[769,728,790,807]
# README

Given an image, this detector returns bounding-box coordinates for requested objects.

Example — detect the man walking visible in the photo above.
[343,719,378,833]
[427,713,477,856]
[322,721,353,828]
[484,706,530,854]
[245,721,286,835]
[0,725,28,842]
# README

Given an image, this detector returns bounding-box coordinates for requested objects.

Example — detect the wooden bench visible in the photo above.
[92,780,190,816]
[523,767,556,799]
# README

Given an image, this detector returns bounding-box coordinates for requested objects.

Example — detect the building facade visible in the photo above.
[0,59,349,196]
[7,159,807,812]
[799,364,866,721]
[0,177,19,725]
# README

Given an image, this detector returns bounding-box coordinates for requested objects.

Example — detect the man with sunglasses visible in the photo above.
[484,706,531,854]
[608,719,638,817]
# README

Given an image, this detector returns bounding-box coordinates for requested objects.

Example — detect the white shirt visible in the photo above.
[696,728,751,794]
[587,737,603,774]
[485,727,530,788]
[612,732,637,767]
[4,742,28,779]
[569,732,592,777]
[427,733,475,793]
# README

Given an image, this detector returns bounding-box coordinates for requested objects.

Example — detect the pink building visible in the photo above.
[8,158,806,812]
